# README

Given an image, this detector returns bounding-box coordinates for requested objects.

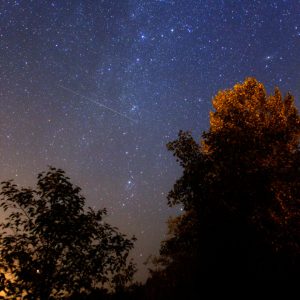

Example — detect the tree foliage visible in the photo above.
[152,78,300,285]
[0,167,136,299]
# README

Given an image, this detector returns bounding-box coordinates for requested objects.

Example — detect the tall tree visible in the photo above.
[0,167,136,299]
[154,78,300,284]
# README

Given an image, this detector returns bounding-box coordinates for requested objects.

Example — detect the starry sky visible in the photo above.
[0,0,300,281]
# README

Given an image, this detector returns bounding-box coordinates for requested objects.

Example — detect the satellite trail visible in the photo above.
[58,85,138,123]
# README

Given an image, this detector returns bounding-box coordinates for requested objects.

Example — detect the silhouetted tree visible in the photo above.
[0,167,136,299]
[150,78,300,288]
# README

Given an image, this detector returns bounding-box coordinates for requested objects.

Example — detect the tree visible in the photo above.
[153,78,300,284]
[144,211,200,299]
[0,167,136,299]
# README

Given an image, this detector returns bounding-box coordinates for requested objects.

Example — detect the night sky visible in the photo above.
[0,0,300,281]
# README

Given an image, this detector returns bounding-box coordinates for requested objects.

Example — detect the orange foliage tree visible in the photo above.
[154,78,300,284]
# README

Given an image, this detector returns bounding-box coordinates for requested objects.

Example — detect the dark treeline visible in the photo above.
[0,78,299,299]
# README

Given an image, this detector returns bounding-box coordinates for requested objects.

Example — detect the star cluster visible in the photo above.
[0,0,299,280]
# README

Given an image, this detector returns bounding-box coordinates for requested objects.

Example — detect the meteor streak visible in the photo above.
[58,85,138,123]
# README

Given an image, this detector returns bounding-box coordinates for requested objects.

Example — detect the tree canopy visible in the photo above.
[149,78,300,287]
[0,167,136,299]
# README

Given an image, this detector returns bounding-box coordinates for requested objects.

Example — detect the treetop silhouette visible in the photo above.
[0,167,136,299]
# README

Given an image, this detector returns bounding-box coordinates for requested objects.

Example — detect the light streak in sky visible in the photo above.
[58,85,138,123]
